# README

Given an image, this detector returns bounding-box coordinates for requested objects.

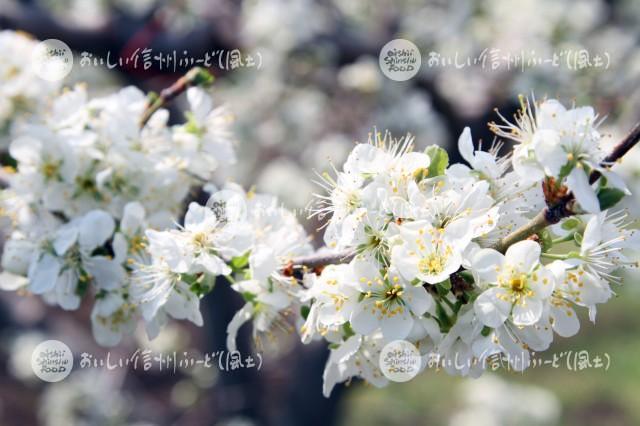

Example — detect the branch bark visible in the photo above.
[288,251,356,271]
[139,67,212,127]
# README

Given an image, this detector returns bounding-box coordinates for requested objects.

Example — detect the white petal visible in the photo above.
[505,240,540,273]
[9,136,41,165]
[112,233,128,264]
[186,87,212,123]
[120,202,146,235]
[567,168,600,213]
[511,298,543,326]
[164,289,203,326]
[329,335,361,364]
[472,248,504,284]
[532,129,564,176]
[55,269,81,310]
[1,239,34,275]
[79,210,115,250]
[226,303,253,352]
[457,127,474,165]
[184,202,214,229]
[249,246,277,282]
[28,254,61,294]
[529,266,555,299]
[391,245,420,282]
[53,226,78,256]
[350,305,379,335]
[85,256,126,290]
[380,311,414,340]
[581,213,604,252]
[403,285,433,316]
[0,272,28,291]
[474,287,510,328]
[91,314,124,347]
[196,252,231,276]
[550,304,580,337]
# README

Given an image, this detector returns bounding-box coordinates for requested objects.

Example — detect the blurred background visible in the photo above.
[1,0,640,425]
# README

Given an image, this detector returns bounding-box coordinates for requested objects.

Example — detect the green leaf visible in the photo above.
[435,301,452,332]
[574,232,583,246]
[481,326,492,337]
[184,111,205,137]
[342,322,355,340]
[300,305,310,320]
[597,187,626,210]
[230,252,250,272]
[241,292,257,303]
[558,160,575,181]
[458,270,474,284]
[424,145,449,178]
[436,278,451,296]
[186,67,215,87]
[561,217,581,231]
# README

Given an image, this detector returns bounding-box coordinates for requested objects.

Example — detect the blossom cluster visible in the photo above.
[300,99,638,395]
[1,55,638,397]
[0,74,236,345]
[132,183,313,349]
[0,31,59,148]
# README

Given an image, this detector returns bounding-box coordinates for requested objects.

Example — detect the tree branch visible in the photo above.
[139,66,213,127]
[494,121,640,253]
[287,251,356,271]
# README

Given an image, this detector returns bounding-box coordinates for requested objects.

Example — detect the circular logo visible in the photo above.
[31,340,74,382]
[31,39,73,82]
[378,39,421,81]
[379,339,421,382]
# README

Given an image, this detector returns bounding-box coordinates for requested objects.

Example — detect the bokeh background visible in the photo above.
[1,0,640,425]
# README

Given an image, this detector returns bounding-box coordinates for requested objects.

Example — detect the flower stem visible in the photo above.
[541,253,569,260]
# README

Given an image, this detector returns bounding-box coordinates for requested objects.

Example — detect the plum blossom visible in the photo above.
[472,240,556,327]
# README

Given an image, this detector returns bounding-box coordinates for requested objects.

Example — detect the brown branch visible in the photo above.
[139,67,213,127]
[286,250,356,272]
[494,121,640,253]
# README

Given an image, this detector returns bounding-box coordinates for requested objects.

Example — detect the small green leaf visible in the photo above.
[300,305,310,320]
[481,326,492,337]
[574,232,583,246]
[561,217,581,231]
[342,322,355,340]
[242,292,257,303]
[558,160,575,181]
[424,145,449,178]
[230,252,250,272]
[186,67,215,87]
[436,278,451,296]
[597,187,626,210]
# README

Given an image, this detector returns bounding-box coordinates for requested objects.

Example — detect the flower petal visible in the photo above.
[474,287,511,328]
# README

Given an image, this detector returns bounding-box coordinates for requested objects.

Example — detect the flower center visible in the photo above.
[384,284,404,301]
[41,162,59,180]
[418,253,446,275]
[509,274,527,292]
[129,235,147,253]
[192,232,208,248]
